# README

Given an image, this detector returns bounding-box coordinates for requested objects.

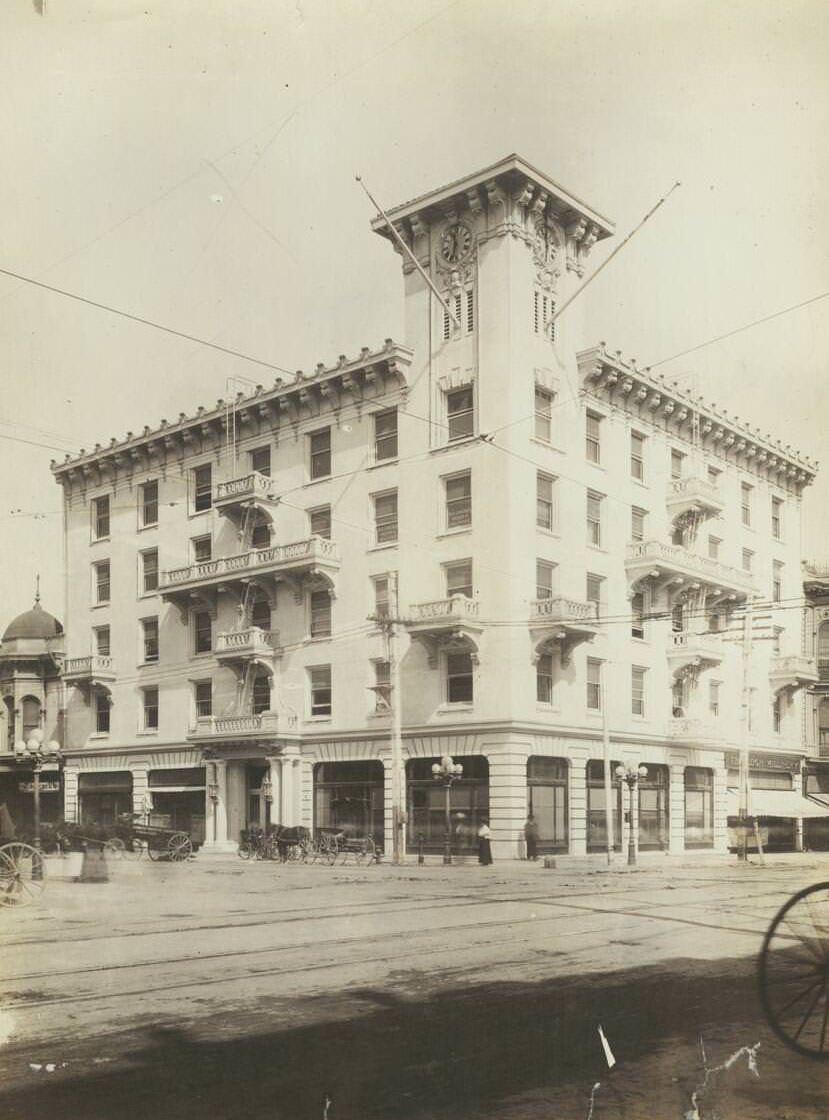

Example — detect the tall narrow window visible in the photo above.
[446,560,473,599]
[631,592,645,639]
[447,387,474,441]
[310,505,331,540]
[250,446,271,476]
[373,576,391,618]
[707,465,721,488]
[142,618,159,664]
[466,289,475,333]
[193,610,212,655]
[533,290,555,339]
[586,490,603,547]
[536,473,556,531]
[585,412,602,463]
[445,472,472,529]
[92,495,110,540]
[771,496,783,540]
[94,560,111,605]
[143,687,159,731]
[586,658,602,711]
[536,560,555,600]
[252,675,271,716]
[251,596,271,630]
[534,387,554,442]
[631,666,646,716]
[193,464,212,512]
[708,536,721,561]
[94,626,110,657]
[141,548,159,593]
[742,548,754,573]
[140,480,159,528]
[310,590,332,638]
[95,692,110,734]
[772,694,782,734]
[630,432,645,481]
[373,490,398,544]
[310,665,332,717]
[772,561,783,603]
[741,482,752,527]
[194,680,213,718]
[631,506,646,542]
[374,409,398,461]
[446,652,474,704]
[309,428,331,480]
[670,449,685,480]
[372,661,391,712]
[709,681,720,717]
[586,574,604,619]
[251,519,271,550]
[536,653,554,705]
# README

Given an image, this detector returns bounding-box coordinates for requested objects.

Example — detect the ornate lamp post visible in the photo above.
[432,755,463,865]
[208,778,220,842]
[13,728,61,880]
[261,775,273,829]
[615,763,648,867]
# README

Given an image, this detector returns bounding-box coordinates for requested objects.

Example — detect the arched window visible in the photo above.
[21,696,41,743]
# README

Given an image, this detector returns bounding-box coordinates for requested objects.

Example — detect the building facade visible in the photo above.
[49,155,820,858]
[801,562,829,848]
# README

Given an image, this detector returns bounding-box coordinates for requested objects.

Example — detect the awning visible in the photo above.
[727,788,829,820]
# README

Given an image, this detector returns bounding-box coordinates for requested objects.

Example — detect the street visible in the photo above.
[1,854,828,1120]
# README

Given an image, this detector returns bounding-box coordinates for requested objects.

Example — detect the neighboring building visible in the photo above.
[0,592,65,832]
[49,154,820,858]
[802,562,829,848]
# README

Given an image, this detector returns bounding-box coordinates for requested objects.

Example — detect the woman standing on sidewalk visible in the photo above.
[477,820,492,865]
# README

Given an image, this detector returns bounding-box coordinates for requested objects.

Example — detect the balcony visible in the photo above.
[161,536,340,610]
[62,655,116,686]
[214,471,279,528]
[769,654,819,694]
[406,596,482,667]
[187,712,281,741]
[665,477,724,530]
[667,630,723,680]
[529,596,600,665]
[666,715,725,747]
[625,540,755,603]
[215,627,282,667]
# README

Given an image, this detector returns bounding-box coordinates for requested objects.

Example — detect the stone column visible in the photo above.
[668,762,686,853]
[202,759,236,852]
[131,760,150,820]
[280,749,301,826]
[712,762,728,853]
[569,751,588,857]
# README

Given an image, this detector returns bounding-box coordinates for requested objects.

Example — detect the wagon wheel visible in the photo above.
[287,841,304,862]
[147,842,163,861]
[128,838,145,860]
[265,835,281,862]
[238,841,254,860]
[0,843,46,908]
[104,837,126,859]
[363,836,377,864]
[296,838,311,863]
[759,882,829,1058]
[320,834,338,865]
[167,833,193,862]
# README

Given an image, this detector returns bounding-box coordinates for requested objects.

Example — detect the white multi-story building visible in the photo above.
[49,155,819,859]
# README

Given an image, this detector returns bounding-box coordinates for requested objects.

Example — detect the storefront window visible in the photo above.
[527,757,568,853]
[314,762,384,850]
[148,768,206,844]
[78,772,133,827]
[586,759,622,852]
[685,767,713,849]
[638,764,669,850]
[406,756,489,854]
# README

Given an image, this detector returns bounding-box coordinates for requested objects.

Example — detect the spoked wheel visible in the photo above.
[0,843,46,908]
[129,838,145,860]
[287,842,303,862]
[167,833,193,862]
[759,882,829,1058]
[104,837,126,859]
[238,841,254,860]
[320,835,338,865]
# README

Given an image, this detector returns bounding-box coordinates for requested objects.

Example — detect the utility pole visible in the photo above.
[371,573,405,865]
[601,661,613,866]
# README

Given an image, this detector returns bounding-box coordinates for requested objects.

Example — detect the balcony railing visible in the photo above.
[188,712,280,739]
[769,654,819,692]
[625,540,755,596]
[665,476,724,525]
[409,596,480,624]
[667,630,723,670]
[215,471,277,507]
[530,597,598,624]
[161,536,339,594]
[215,627,282,659]
[63,655,115,682]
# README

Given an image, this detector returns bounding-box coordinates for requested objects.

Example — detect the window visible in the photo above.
[193,464,212,512]
[251,596,271,630]
[671,603,685,633]
[194,681,212,718]
[536,560,555,600]
[373,490,398,544]
[585,412,602,463]
[141,549,159,593]
[142,618,159,664]
[94,626,110,657]
[772,561,783,604]
[708,536,721,561]
[310,590,332,638]
[534,387,554,442]
[310,665,332,717]
[631,666,646,716]
[586,574,604,619]
[372,575,392,618]
[250,446,271,476]
[536,473,556,531]
[94,560,111,605]
[447,387,474,441]
[251,520,271,550]
[95,692,110,734]
[442,290,474,338]
[446,652,474,704]
[631,506,646,542]
[446,560,473,599]
[374,409,398,461]
[92,495,110,540]
[446,472,472,529]
[536,653,554,704]
[631,592,645,640]
[685,768,714,849]
[709,681,720,717]
[586,490,603,547]
[140,480,159,527]
[672,678,686,717]
[310,505,331,539]
[192,535,212,563]
[193,610,212,655]
[772,694,782,734]
[586,658,602,711]
[741,482,752,527]
[741,548,754,573]
[533,290,555,339]
[252,675,271,715]
[143,687,159,731]
[706,465,721,489]
[771,496,783,540]
[630,432,645,481]
[466,289,474,333]
[309,428,331,480]
[372,661,391,712]
[670,449,685,480]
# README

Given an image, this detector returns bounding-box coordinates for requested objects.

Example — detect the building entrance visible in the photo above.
[638,764,669,850]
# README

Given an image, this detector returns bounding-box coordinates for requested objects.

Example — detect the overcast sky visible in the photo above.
[1,0,827,627]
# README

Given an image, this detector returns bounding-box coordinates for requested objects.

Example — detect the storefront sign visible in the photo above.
[724,750,802,774]
[18,781,60,793]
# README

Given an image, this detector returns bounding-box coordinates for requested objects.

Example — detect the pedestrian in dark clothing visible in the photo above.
[524,814,539,861]
[477,821,493,865]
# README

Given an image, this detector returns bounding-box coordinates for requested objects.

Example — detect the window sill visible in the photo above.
[188,508,212,519]
[585,460,606,472]
[305,635,332,645]
[536,704,560,714]
[586,544,609,555]
[437,704,474,714]
[436,527,472,540]
[91,602,111,610]
[536,526,560,539]
[307,715,332,724]
[139,660,160,669]
[367,458,398,470]
[367,542,399,553]
[90,536,111,546]
[137,523,159,533]
[136,730,159,738]
[529,437,564,455]
[429,435,479,456]
[367,710,392,720]
[138,590,160,599]
[190,652,214,661]
[88,733,110,741]
[305,475,332,487]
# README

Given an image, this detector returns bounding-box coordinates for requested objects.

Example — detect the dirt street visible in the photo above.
[1,853,828,1119]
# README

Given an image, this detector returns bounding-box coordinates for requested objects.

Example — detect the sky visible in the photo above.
[0,0,827,626]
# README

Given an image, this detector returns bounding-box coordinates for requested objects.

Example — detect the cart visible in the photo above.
[0,804,46,908]
[306,828,378,866]
[120,817,194,862]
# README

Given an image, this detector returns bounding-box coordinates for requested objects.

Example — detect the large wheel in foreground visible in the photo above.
[759,882,829,1058]
[0,843,46,908]
[167,833,193,862]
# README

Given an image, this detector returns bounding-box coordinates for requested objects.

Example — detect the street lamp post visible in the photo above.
[432,755,463,866]
[615,763,648,867]
[13,728,62,880]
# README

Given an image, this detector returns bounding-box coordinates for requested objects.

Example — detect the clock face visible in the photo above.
[440,223,472,264]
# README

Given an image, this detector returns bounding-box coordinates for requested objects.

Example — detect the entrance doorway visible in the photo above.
[638,764,669,850]
[526,756,568,853]
[246,764,270,830]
